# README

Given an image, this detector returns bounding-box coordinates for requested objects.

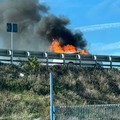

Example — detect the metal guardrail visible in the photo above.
[0,49,120,68]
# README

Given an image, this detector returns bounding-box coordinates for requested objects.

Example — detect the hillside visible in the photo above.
[0,60,120,119]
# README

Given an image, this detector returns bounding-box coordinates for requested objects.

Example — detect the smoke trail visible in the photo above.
[0,0,87,51]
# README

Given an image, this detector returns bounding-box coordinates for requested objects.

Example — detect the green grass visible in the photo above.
[0,62,120,119]
[0,90,49,119]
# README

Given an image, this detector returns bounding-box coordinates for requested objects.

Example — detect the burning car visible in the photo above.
[47,39,102,67]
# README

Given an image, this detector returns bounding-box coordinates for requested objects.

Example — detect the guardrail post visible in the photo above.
[94,55,97,67]
[50,72,55,120]
[77,54,81,67]
[62,54,65,65]
[109,56,112,69]
[45,52,48,69]
[11,50,13,64]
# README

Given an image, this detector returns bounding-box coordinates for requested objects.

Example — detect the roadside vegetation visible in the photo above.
[0,57,120,119]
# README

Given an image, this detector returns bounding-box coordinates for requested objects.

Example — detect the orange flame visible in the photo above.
[77,49,88,54]
[49,39,88,55]
[49,40,64,53]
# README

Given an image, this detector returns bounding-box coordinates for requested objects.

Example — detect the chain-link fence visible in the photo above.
[55,104,120,120]
[51,65,120,120]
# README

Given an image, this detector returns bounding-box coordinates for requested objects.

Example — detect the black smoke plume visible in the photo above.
[0,0,87,51]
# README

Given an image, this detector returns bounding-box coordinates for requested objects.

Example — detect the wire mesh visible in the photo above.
[55,104,120,120]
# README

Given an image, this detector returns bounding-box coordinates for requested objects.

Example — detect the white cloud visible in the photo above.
[91,41,120,50]
[90,41,120,55]
[100,41,120,50]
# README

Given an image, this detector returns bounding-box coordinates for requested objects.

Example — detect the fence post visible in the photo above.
[50,72,55,120]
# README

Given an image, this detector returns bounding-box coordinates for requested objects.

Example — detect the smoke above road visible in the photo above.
[0,0,87,51]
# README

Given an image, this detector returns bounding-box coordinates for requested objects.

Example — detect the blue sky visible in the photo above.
[41,0,120,55]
